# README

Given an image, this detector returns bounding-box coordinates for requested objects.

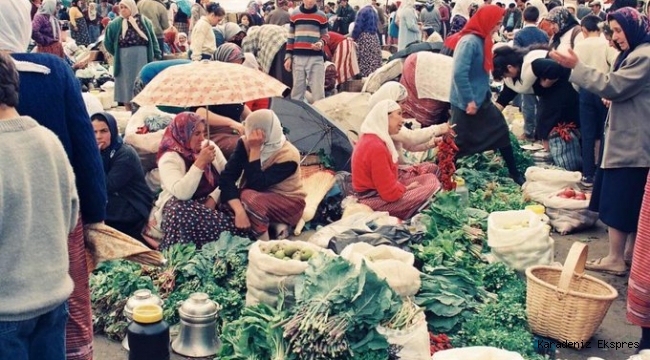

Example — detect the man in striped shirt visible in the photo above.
[284,0,330,102]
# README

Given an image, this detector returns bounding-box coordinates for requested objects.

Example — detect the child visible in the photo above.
[284,0,329,102]
[573,14,619,186]
[0,51,79,360]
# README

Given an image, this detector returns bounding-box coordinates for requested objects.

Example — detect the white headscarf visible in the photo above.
[242,52,260,70]
[244,109,287,166]
[368,81,408,109]
[360,99,401,163]
[451,0,474,20]
[527,0,548,19]
[0,0,33,53]
[396,0,416,20]
[0,0,50,74]
[38,0,60,41]
[120,0,149,41]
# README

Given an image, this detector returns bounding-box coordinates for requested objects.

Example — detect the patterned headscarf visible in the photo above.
[214,43,245,63]
[545,7,579,47]
[607,7,650,70]
[445,5,506,72]
[157,112,214,185]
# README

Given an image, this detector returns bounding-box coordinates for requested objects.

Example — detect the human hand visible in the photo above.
[539,78,558,88]
[234,211,251,229]
[230,122,245,135]
[311,41,323,51]
[246,128,265,150]
[437,123,454,135]
[406,181,420,190]
[465,101,478,115]
[428,136,444,148]
[204,197,217,210]
[602,98,611,108]
[195,143,216,169]
[284,58,292,72]
[549,48,579,69]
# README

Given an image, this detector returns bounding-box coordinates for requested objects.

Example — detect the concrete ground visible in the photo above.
[92,223,639,360]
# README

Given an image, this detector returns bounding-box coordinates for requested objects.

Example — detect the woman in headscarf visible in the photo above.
[32,0,65,58]
[0,2,107,359]
[396,0,421,51]
[248,0,264,26]
[69,0,91,46]
[448,0,475,37]
[368,81,451,171]
[545,7,583,51]
[551,8,650,278]
[177,32,189,52]
[352,5,383,77]
[447,5,525,185]
[400,52,452,127]
[215,22,247,48]
[104,0,161,111]
[164,26,181,54]
[214,42,246,64]
[352,99,440,220]
[85,2,101,43]
[220,109,306,240]
[153,112,251,249]
[91,112,154,240]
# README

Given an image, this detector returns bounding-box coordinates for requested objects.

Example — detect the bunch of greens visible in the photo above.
[90,232,251,339]
[283,255,402,359]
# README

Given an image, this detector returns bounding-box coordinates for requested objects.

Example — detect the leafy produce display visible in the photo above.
[90,232,251,339]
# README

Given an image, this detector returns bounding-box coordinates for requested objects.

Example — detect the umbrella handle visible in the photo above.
[204,107,210,141]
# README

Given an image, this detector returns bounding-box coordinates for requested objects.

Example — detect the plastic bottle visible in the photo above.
[127,304,170,360]
[455,177,469,208]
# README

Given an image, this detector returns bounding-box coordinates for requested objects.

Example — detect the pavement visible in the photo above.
[92,223,639,360]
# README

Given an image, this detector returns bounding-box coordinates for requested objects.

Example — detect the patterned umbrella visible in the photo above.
[132,61,288,108]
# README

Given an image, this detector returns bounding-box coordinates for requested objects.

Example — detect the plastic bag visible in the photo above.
[522,166,582,203]
[548,130,582,171]
[543,190,598,234]
[431,346,524,360]
[328,224,416,254]
[341,243,421,297]
[308,211,400,248]
[488,210,553,271]
[245,240,333,307]
[377,312,430,360]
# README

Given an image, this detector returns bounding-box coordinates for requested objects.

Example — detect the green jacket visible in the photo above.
[104,16,161,77]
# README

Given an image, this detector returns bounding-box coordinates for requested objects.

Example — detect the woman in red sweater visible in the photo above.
[351,99,440,219]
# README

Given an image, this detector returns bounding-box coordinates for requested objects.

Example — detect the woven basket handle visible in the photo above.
[557,242,588,294]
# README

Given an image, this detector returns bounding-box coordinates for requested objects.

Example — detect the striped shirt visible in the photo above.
[286,5,329,59]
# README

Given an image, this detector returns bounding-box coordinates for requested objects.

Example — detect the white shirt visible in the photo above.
[573,35,619,74]
[190,17,216,61]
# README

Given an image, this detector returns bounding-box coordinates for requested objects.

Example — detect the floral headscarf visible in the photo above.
[214,43,245,63]
[607,7,650,70]
[157,112,214,185]
[545,7,579,48]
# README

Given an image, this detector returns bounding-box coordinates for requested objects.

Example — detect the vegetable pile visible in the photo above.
[556,187,588,200]
[259,242,314,261]
[436,132,459,191]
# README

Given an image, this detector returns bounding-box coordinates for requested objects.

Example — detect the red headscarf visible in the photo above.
[444,5,505,72]
[157,112,214,186]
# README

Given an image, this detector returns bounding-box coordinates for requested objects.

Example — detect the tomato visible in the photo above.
[575,192,587,200]
[564,189,576,197]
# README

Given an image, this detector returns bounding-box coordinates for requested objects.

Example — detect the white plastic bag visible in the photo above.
[522,166,582,203]
[245,240,333,307]
[488,210,553,272]
[341,243,421,297]
[431,346,524,360]
[543,191,598,235]
[377,312,430,360]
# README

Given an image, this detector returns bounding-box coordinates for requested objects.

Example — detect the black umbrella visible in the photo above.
[270,98,353,172]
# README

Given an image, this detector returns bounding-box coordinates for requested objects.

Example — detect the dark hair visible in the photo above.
[581,14,602,31]
[239,12,253,24]
[492,46,527,81]
[546,0,562,10]
[523,6,539,22]
[206,3,225,15]
[508,3,515,8]
[0,52,20,108]
[610,0,637,10]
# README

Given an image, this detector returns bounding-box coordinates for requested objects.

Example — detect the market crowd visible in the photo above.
[2,0,650,358]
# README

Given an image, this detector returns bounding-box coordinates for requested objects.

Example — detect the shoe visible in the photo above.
[581,176,594,188]
[585,257,627,276]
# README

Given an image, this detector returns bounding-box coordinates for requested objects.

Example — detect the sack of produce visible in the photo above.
[245,240,332,307]
[340,243,421,297]
[548,125,582,172]
[431,346,524,360]
[377,302,430,360]
[543,188,598,235]
[522,166,582,203]
[488,210,553,272]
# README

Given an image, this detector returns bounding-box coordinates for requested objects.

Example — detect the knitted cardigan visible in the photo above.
[104,16,161,77]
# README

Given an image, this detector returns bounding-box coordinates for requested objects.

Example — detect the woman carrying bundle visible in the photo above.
[220,109,306,240]
[351,99,440,220]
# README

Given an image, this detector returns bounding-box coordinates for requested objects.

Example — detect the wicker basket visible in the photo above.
[525,242,618,348]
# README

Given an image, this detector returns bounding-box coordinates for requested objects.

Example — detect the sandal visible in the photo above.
[585,257,628,276]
